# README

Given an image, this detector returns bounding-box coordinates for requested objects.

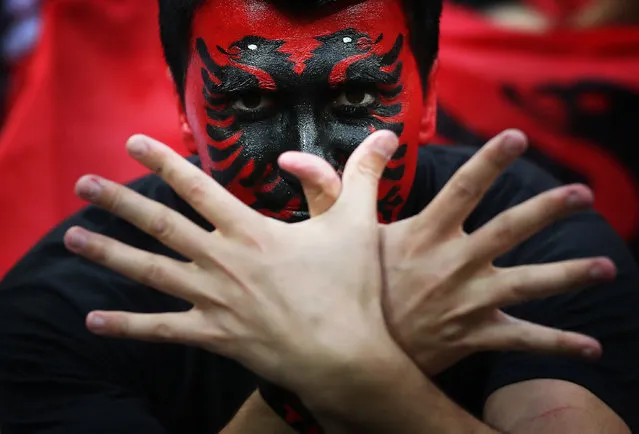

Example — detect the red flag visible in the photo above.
[435,4,639,257]
[0,0,185,277]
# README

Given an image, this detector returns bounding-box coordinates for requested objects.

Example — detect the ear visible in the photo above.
[178,105,197,155]
[418,60,439,145]
[169,67,198,155]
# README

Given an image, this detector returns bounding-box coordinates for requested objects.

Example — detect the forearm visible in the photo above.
[221,391,295,434]
[305,349,501,434]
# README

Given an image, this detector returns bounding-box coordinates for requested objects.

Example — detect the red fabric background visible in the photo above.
[0,0,185,277]
[435,4,639,257]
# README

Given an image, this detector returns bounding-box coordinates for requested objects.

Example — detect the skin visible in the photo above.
[62,0,632,432]
[183,0,424,223]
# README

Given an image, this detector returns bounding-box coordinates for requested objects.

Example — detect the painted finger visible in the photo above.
[278,151,341,217]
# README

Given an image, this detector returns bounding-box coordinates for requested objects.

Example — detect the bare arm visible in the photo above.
[221,391,295,434]
[303,349,499,434]
[484,380,631,434]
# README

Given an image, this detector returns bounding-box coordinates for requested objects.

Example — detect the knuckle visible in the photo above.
[512,327,535,349]
[85,235,109,263]
[491,217,516,242]
[107,186,125,213]
[439,321,467,343]
[505,279,529,302]
[152,321,175,341]
[148,210,175,240]
[554,330,572,350]
[183,176,208,206]
[450,174,482,202]
[109,315,130,338]
[139,259,167,288]
[355,153,386,181]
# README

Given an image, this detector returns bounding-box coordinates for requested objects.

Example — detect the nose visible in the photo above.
[288,103,334,164]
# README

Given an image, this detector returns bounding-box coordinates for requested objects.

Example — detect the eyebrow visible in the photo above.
[214,77,263,95]
[203,56,401,95]
[329,62,402,88]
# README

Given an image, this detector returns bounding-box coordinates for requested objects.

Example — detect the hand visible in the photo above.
[568,0,639,27]
[281,130,613,375]
[64,131,402,399]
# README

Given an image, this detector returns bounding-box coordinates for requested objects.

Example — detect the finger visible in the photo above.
[473,312,602,360]
[469,184,593,260]
[419,130,527,234]
[86,311,205,346]
[478,258,616,307]
[65,226,207,302]
[335,130,399,218]
[278,152,341,217]
[126,135,262,234]
[75,175,211,262]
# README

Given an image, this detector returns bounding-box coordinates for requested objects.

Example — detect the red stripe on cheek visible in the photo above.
[210,146,243,171]
[207,116,235,128]
[257,175,282,193]
[211,131,242,150]
[373,113,404,124]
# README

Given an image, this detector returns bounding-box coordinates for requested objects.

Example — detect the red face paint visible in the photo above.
[185,0,424,222]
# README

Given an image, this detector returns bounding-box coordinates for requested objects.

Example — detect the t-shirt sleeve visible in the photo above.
[466,157,639,431]
[0,280,167,434]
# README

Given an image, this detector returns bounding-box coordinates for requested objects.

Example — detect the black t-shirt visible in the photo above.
[1,146,638,433]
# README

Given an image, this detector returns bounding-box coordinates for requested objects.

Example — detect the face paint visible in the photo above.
[185,0,424,222]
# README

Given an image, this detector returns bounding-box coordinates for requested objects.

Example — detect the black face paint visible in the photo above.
[192,28,411,222]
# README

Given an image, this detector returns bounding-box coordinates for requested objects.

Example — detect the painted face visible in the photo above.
[184,0,425,222]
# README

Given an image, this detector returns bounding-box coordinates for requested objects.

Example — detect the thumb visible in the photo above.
[278,151,342,217]
[336,130,399,218]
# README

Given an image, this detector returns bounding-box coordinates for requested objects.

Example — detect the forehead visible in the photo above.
[192,0,408,45]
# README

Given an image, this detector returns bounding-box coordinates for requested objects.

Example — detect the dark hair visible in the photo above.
[158,0,443,101]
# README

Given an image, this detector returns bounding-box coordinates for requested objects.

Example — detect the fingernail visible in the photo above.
[502,130,526,156]
[127,136,149,157]
[88,313,106,330]
[582,347,599,359]
[76,176,103,200]
[590,263,614,280]
[565,191,589,208]
[373,133,398,159]
[66,229,88,251]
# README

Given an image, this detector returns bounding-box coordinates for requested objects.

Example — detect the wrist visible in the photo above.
[299,337,413,418]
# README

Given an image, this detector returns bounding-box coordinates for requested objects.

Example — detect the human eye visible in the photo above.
[231,91,276,120]
[331,87,379,116]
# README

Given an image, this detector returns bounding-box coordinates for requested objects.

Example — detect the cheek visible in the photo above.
[185,78,214,168]
[397,68,424,145]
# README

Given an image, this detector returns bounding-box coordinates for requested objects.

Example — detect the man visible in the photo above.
[0,0,637,433]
